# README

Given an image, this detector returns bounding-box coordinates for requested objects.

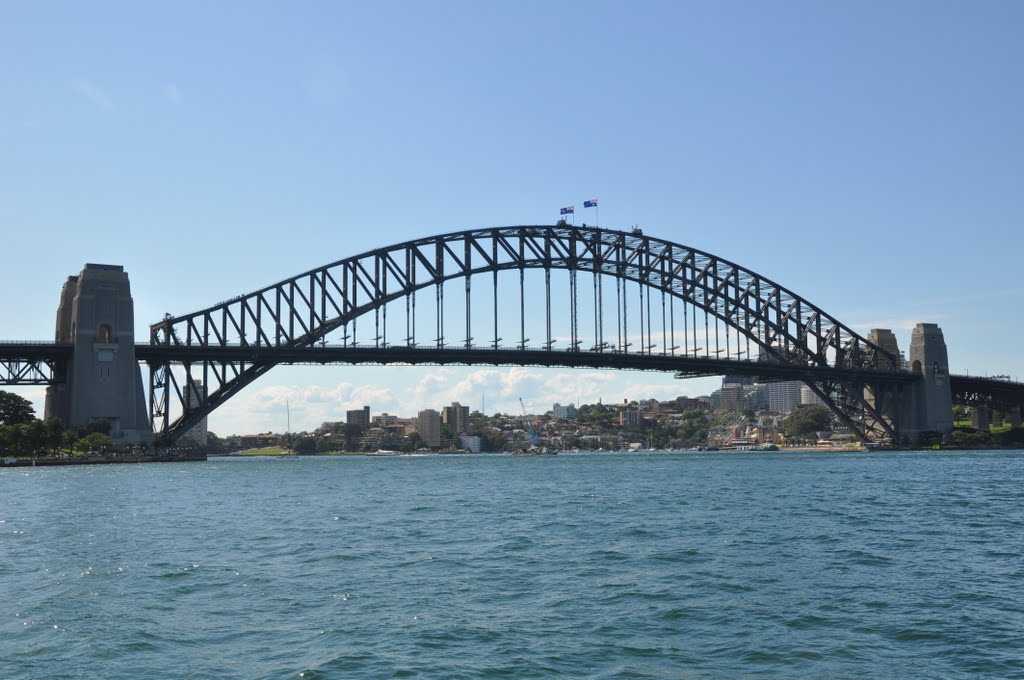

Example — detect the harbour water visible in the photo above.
[3,450,1023,678]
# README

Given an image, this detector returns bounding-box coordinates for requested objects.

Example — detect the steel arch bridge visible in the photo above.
[145,224,916,443]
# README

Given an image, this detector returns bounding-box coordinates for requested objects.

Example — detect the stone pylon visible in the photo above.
[905,323,954,442]
[865,328,902,434]
[44,264,154,443]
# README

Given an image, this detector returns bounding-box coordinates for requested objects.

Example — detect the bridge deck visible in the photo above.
[3,341,1021,410]
[133,344,919,384]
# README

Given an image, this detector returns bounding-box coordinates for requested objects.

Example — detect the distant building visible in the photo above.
[746,383,769,412]
[767,381,802,414]
[552,402,576,420]
[459,434,482,453]
[800,385,826,407]
[240,433,281,449]
[347,406,370,429]
[709,389,722,410]
[676,397,708,411]
[720,384,747,412]
[417,409,442,447]
[180,379,208,446]
[442,402,470,435]
[372,412,398,426]
[620,408,641,428]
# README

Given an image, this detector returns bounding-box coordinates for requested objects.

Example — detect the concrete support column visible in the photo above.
[865,329,901,434]
[1010,407,1022,429]
[43,264,154,444]
[905,323,954,444]
[971,405,990,433]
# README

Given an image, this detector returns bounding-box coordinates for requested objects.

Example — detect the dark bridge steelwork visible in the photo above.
[0,342,71,385]
[148,225,910,442]
[951,375,1024,411]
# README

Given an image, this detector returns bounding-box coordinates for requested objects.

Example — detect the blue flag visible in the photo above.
[560,206,574,215]
[584,199,598,208]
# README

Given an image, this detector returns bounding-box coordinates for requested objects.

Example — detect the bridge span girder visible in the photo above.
[0,343,71,385]
[15,227,1024,445]
[146,225,909,443]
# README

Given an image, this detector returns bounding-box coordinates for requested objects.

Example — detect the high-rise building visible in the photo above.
[720,384,747,412]
[180,379,208,446]
[417,409,442,447]
[800,384,826,407]
[620,408,641,428]
[442,402,470,435]
[767,381,802,414]
[746,383,768,412]
[552,402,576,420]
[347,406,370,430]
[709,389,722,410]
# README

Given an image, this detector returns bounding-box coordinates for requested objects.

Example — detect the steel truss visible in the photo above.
[149,225,907,442]
[950,375,1024,411]
[0,342,71,385]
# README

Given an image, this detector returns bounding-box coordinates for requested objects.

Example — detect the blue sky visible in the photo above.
[2,1,1022,434]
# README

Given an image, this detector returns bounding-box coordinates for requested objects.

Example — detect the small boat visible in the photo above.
[513,447,557,456]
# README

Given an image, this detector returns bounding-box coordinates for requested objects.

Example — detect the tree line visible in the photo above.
[0,389,119,455]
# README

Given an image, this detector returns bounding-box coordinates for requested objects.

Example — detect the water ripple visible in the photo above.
[2,450,1023,678]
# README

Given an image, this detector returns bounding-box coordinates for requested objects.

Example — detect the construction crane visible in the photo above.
[519,398,540,447]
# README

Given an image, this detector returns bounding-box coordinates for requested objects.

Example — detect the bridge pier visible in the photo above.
[991,409,1003,429]
[971,404,991,432]
[44,264,154,444]
[903,323,954,443]
[865,329,903,434]
[1011,407,1022,429]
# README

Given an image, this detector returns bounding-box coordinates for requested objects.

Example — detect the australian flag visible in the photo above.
[584,199,598,208]
[560,206,574,215]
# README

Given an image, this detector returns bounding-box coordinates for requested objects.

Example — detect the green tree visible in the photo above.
[0,390,35,426]
[292,436,317,454]
[43,418,66,453]
[204,431,227,454]
[75,432,113,453]
[0,424,17,452]
[22,420,45,453]
[341,423,362,451]
[783,405,833,438]
[405,431,424,452]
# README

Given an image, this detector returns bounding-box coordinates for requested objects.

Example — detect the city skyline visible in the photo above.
[3,2,1022,434]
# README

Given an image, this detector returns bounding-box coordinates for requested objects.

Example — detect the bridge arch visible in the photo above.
[148,225,902,441]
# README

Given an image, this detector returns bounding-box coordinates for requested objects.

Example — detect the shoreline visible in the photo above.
[2,453,208,467]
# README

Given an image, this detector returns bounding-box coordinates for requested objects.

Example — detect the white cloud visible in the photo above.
[197,365,723,436]
[212,380,398,434]
[73,79,112,109]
